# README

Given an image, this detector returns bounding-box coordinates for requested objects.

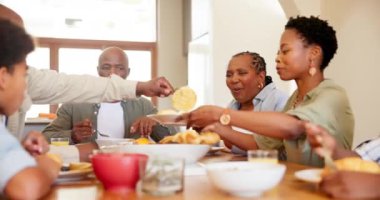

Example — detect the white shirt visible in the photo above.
[97,102,124,139]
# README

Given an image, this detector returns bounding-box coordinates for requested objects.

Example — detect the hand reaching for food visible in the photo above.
[72,119,93,143]
[130,117,158,137]
[22,131,49,156]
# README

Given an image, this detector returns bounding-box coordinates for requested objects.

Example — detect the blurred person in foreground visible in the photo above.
[305,122,380,199]
[0,19,60,200]
[0,4,174,141]
[43,47,175,144]
[204,51,288,156]
[180,16,354,167]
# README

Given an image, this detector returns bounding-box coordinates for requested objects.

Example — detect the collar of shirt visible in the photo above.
[228,82,277,110]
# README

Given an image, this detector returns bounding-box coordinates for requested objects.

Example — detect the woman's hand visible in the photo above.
[179,105,224,129]
[130,117,158,137]
[22,131,49,156]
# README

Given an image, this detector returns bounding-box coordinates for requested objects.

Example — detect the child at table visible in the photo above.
[0,19,60,199]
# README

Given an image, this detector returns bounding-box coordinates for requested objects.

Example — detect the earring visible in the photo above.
[309,67,316,77]
[258,83,264,89]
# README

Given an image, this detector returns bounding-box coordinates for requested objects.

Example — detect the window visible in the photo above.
[2,0,157,118]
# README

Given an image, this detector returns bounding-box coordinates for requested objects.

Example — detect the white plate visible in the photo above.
[56,169,93,183]
[209,146,225,154]
[294,169,323,183]
[147,114,186,126]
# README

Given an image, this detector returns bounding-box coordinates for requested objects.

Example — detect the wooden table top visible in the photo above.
[43,153,329,200]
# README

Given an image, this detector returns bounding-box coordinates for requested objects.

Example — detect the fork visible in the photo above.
[95,130,110,137]
[320,141,337,171]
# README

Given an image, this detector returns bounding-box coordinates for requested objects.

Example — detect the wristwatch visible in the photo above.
[219,109,231,125]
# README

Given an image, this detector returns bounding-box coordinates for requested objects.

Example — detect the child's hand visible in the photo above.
[22,131,49,156]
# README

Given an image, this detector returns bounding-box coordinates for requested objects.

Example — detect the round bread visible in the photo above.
[199,132,220,145]
[323,157,380,176]
[172,86,197,112]
[69,162,92,171]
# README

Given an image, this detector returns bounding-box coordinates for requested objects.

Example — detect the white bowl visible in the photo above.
[205,162,286,197]
[117,144,210,164]
[96,138,135,148]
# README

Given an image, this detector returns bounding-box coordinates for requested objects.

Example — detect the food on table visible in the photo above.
[159,129,220,145]
[38,113,57,119]
[323,157,380,175]
[69,162,92,171]
[47,153,63,166]
[157,109,178,115]
[171,86,197,112]
[135,137,155,145]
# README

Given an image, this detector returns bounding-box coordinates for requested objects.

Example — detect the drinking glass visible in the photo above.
[247,150,278,164]
[139,156,184,196]
[50,137,70,146]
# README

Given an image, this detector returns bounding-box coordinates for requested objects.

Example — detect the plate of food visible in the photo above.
[56,162,93,183]
[294,168,322,183]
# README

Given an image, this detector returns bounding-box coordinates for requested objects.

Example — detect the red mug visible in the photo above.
[91,153,148,194]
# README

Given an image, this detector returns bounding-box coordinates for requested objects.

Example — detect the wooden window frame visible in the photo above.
[36,37,158,113]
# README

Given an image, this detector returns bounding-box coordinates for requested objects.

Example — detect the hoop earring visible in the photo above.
[309,67,316,77]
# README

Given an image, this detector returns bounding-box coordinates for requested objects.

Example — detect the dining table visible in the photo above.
[42,152,329,200]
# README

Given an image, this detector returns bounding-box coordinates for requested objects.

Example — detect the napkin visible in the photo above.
[49,145,80,164]
[57,186,97,200]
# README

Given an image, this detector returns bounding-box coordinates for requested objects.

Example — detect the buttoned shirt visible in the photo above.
[228,83,288,155]
[285,79,354,167]
[355,136,380,163]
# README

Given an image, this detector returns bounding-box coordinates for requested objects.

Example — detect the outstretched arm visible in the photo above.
[183,105,304,140]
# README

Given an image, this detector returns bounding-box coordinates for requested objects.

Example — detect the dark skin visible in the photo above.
[72,47,162,143]
[305,122,380,199]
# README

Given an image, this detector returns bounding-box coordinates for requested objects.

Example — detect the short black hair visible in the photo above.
[0,19,34,72]
[285,16,337,70]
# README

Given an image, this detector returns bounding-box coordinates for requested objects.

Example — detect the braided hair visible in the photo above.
[232,51,272,86]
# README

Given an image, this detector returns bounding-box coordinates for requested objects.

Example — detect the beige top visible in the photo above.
[7,67,138,140]
[285,79,354,167]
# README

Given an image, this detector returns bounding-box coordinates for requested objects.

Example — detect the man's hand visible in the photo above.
[22,131,49,156]
[130,117,158,137]
[320,171,380,199]
[136,77,174,97]
[72,119,93,143]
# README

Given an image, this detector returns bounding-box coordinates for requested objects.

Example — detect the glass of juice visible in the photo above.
[50,137,70,146]
[248,150,278,164]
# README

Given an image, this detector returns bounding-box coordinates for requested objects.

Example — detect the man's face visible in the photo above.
[97,49,129,79]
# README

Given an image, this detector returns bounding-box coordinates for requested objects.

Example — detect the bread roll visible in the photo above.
[69,162,92,171]
[323,157,380,176]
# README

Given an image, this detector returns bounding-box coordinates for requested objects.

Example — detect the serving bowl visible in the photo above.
[91,153,147,193]
[205,161,286,197]
[117,144,210,164]
[95,138,135,148]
